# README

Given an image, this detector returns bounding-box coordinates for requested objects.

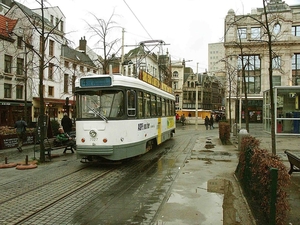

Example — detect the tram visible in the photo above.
[74,73,176,161]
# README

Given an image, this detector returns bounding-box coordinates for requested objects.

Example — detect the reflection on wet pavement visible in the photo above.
[208,179,241,225]
[156,179,241,225]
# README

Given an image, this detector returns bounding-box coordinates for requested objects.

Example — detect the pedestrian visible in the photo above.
[204,116,209,130]
[210,115,214,129]
[180,114,186,125]
[14,116,27,152]
[176,113,180,121]
[56,127,76,153]
[61,113,72,135]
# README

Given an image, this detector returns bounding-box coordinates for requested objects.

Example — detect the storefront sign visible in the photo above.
[0,134,35,150]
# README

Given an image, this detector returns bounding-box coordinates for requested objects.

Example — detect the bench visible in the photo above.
[37,138,75,161]
[284,150,300,175]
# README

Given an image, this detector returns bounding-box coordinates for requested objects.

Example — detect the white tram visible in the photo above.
[74,74,176,161]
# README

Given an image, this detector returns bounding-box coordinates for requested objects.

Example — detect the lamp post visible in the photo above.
[195,63,199,130]
[239,71,242,129]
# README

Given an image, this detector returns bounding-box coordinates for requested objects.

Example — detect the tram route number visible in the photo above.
[138,123,150,131]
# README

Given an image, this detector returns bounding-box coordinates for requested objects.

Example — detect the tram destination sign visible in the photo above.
[80,77,112,87]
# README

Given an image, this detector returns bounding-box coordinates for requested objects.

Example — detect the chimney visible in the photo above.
[79,36,87,53]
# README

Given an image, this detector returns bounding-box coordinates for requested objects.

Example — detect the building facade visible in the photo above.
[224,0,300,124]
[1,2,97,127]
[208,42,226,78]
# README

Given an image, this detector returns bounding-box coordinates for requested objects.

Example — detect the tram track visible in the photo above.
[13,168,115,225]
[0,165,88,204]
[0,164,117,225]
[1,129,198,224]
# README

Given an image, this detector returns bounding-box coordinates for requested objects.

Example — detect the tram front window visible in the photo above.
[77,90,124,119]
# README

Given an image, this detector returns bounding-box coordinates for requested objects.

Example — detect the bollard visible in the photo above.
[238,129,249,151]
[232,123,237,136]
[269,167,278,225]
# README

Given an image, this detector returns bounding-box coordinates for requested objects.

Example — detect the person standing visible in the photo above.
[204,116,209,130]
[61,113,72,135]
[210,115,214,129]
[15,117,27,152]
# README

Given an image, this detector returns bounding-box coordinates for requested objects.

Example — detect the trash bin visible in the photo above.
[238,129,249,151]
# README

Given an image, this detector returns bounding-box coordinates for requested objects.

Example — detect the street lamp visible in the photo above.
[195,63,199,130]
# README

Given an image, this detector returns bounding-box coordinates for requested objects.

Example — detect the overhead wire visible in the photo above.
[123,0,153,40]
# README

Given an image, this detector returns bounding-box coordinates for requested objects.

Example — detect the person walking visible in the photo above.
[180,114,186,126]
[204,116,209,130]
[61,113,72,135]
[15,117,27,152]
[210,115,214,129]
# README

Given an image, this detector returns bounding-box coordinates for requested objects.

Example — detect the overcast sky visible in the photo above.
[18,0,300,72]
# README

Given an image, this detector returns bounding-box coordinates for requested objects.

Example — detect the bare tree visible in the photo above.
[222,57,238,129]
[85,12,121,74]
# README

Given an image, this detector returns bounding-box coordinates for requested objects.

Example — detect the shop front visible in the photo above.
[237,99,263,123]
[0,100,32,127]
[263,86,300,135]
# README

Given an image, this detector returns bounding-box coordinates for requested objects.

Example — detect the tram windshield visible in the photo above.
[77,90,124,120]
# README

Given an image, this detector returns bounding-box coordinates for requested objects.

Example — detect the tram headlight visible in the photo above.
[89,130,97,138]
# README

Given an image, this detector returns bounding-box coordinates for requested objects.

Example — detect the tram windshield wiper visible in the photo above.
[87,106,108,122]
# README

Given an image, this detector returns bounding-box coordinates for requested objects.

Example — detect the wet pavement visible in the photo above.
[0,123,299,224]
[155,124,253,225]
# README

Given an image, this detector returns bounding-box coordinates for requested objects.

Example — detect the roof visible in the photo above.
[0,14,17,39]
[11,2,53,29]
[61,45,96,68]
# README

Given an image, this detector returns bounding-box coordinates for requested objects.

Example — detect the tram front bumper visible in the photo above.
[76,145,114,156]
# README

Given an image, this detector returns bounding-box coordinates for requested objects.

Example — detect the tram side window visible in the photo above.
[166,100,169,116]
[127,90,136,116]
[157,97,162,116]
[162,98,166,116]
[138,91,144,118]
[171,100,175,115]
[144,93,151,118]
[151,95,157,117]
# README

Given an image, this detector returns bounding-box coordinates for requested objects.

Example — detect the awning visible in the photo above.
[33,97,75,105]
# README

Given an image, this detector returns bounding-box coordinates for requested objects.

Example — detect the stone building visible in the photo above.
[224,0,300,124]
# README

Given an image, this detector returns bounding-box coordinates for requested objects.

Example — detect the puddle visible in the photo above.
[207,179,241,225]
[157,178,241,224]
